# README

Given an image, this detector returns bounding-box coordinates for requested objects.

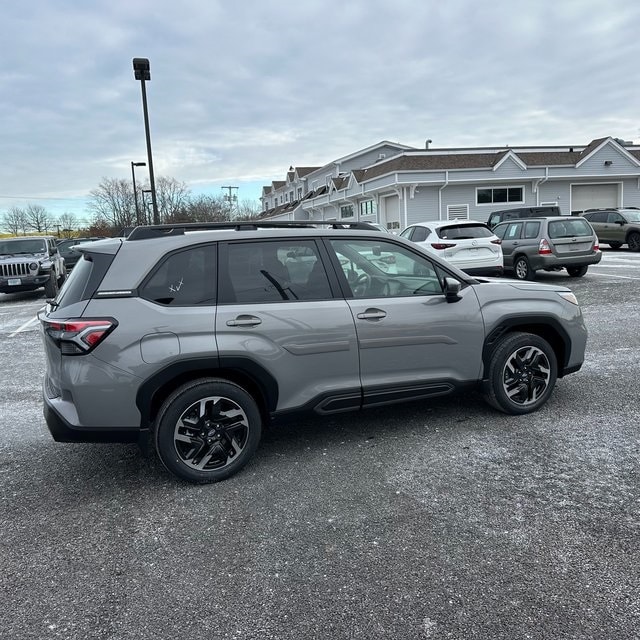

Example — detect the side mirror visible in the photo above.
[444,277,462,302]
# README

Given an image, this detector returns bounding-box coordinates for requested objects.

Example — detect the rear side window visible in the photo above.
[438,224,492,239]
[140,245,216,306]
[584,211,607,223]
[523,221,540,239]
[411,227,429,242]
[55,252,115,309]
[548,218,593,239]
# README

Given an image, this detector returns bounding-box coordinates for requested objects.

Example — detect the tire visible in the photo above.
[627,232,640,252]
[566,265,588,277]
[513,255,535,281]
[154,378,262,483]
[608,241,622,250]
[44,273,58,298]
[483,332,557,415]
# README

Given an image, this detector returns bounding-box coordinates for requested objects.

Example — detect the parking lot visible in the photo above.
[1,249,639,640]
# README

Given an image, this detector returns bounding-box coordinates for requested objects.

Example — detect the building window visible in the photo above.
[297,187,303,200]
[477,186,524,205]
[340,205,354,219]
[359,200,377,216]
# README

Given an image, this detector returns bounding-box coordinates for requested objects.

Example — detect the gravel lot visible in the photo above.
[1,250,639,640]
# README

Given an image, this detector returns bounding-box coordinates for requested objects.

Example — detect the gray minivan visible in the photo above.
[487,206,561,229]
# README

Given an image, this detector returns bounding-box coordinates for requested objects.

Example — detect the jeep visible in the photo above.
[0,236,66,297]
[39,222,588,483]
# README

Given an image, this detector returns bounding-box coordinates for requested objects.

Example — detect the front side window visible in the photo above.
[329,239,445,299]
[141,245,216,306]
[477,187,524,205]
[503,222,523,240]
[222,240,332,303]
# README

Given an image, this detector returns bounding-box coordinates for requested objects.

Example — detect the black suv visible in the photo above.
[487,206,561,229]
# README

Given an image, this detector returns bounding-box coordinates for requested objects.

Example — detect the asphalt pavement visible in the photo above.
[1,249,639,640]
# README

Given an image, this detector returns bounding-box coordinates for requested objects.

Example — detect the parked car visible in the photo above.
[399,220,503,276]
[579,208,640,251]
[0,236,66,297]
[57,237,106,270]
[492,216,602,280]
[39,221,587,483]
[487,206,561,229]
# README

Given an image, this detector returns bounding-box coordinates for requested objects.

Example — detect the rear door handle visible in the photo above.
[226,315,262,327]
[357,308,387,320]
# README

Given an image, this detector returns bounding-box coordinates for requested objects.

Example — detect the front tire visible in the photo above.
[483,332,557,415]
[154,378,262,483]
[513,255,535,280]
[567,265,588,277]
[44,273,58,298]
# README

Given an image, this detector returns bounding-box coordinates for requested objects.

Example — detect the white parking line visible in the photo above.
[9,316,39,337]
[588,271,640,280]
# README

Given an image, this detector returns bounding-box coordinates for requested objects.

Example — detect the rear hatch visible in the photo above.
[547,218,597,256]
[436,222,500,264]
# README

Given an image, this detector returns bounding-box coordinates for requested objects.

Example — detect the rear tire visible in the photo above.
[154,378,262,483]
[566,266,588,277]
[513,255,535,280]
[483,332,557,415]
[627,232,640,252]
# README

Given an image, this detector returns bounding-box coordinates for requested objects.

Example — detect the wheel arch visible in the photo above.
[482,317,570,378]
[136,356,278,429]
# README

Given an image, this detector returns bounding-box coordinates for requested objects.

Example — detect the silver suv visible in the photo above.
[39,222,588,483]
[493,216,602,280]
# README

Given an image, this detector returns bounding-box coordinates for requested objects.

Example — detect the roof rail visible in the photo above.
[126,220,381,240]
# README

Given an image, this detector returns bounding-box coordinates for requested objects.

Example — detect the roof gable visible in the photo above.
[576,137,640,168]
[492,150,526,171]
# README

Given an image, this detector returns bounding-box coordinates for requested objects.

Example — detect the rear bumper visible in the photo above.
[43,392,141,443]
[530,251,602,270]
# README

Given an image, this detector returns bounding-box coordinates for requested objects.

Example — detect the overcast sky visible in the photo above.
[1,0,639,221]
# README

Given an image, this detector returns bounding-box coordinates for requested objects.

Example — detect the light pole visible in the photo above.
[142,189,153,225]
[132,57,160,225]
[131,161,146,225]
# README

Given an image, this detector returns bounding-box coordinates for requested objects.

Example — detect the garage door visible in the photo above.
[571,184,619,212]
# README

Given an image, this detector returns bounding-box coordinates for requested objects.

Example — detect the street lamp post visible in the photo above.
[132,57,160,225]
[131,161,146,225]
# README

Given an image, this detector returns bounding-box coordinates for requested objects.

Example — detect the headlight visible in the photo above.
[29,262,38,270]
[557,291,579,306]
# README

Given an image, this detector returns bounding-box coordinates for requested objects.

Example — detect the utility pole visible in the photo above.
[221,186,238,218]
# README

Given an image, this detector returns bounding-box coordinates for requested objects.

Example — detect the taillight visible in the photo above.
[491,239,502,245]
[538,238,552,255]
[593,239,600,251]
[431,243,457,250]
[41,318,117,355]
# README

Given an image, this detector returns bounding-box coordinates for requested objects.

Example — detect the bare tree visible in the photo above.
[58,212,78,238]
[180,194,229,223]
[154,176,190,223]
[25,204,53,233]
[2,207,27,235]
[236,198,261,220]
[88,178,136,231]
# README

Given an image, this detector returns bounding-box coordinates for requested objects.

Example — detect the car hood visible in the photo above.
[0,252,46,263]
[472,276,572,293]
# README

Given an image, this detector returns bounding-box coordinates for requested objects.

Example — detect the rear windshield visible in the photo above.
[437,224,493,240]
[54,252,114,309]
[548,218,593,239]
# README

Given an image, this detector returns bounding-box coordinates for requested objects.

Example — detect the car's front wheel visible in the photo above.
[567,265,588,277]
[154,378,262,483]
[513,255,535,280]
[483,332,557,414]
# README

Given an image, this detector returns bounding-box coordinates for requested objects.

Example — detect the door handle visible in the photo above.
[357,308,387,320]
[226,315,262,327]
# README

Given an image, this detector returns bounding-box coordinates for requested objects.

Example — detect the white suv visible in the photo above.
[400,220,503,276]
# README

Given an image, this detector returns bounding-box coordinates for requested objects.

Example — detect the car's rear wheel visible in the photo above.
[154,378,262,483]
[627,232,640,252]
[608,241,622,249]
[483,332,557,414]
[566,265,588,277]
[513,255,535,280]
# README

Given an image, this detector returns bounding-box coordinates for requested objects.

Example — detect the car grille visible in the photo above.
[1,263,31,277]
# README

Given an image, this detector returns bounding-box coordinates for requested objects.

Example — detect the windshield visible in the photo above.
[621,210,640,222]
[0,239,46,254]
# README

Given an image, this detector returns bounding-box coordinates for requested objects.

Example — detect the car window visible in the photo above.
[437,224,493,239]
[221,240,331,303]
[548,218,593,238]
[585,211,606,223]
[503,222,523,240]
[523,221,540,239]
[608,213,623,223]
[329,239,445,299]
[399,227,414,239]
[140,245,216,306]
[411,227,429,242]
[621,210,640,222]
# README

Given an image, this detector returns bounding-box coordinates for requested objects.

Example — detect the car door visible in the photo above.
[584,211,608,242]
[326,237,485,406]
[215,239,361,414]
[607,212,626,244]
[494,221,523,268]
